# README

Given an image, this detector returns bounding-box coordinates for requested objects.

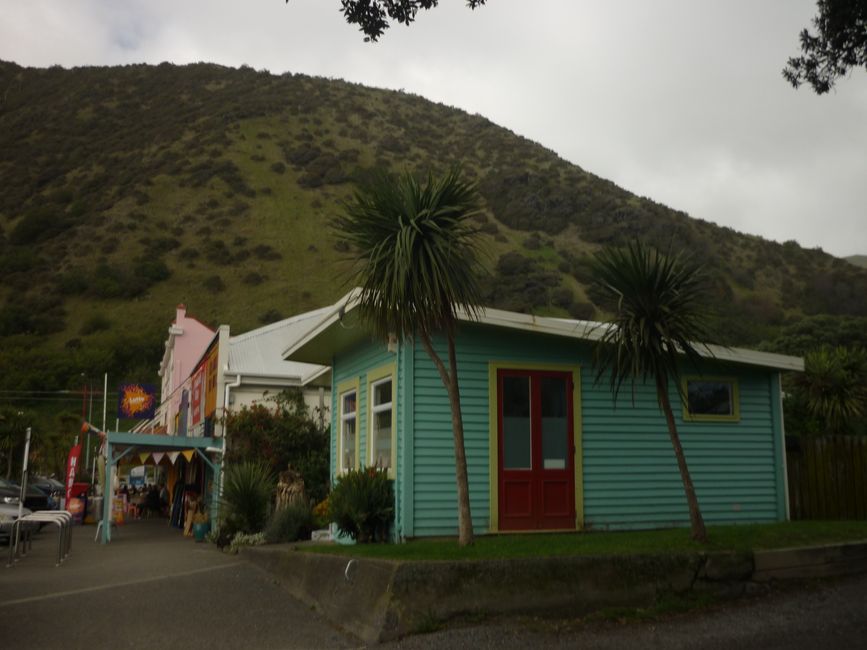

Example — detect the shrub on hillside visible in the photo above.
[204,275,225,293]
[80,314,111,335]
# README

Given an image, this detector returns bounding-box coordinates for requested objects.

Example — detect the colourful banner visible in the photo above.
[205,345,219,418]
[152,452,165,465]
[191,367,204,426]
[118,383,157,419]
[64,444,82,507]
[167,451,179,465]
[182,449,195,462]
[139,452,150,465]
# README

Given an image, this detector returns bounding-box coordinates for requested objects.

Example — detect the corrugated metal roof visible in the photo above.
[228,306,332,384]
[284,289,804,373]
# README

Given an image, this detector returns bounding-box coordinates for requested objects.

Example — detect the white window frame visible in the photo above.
[337,381,359,474]
[367,364,396,478]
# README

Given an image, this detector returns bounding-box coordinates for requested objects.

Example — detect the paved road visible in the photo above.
[0,519,356,650]
[3,521,867,649]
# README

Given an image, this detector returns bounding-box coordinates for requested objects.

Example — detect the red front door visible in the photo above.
[497,369,575,531]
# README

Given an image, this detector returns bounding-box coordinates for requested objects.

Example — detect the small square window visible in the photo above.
[684,378,739,421]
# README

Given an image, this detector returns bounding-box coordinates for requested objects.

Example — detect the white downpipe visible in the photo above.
[219,373,242,515]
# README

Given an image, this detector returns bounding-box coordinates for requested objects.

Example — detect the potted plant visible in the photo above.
[191,505,210,543]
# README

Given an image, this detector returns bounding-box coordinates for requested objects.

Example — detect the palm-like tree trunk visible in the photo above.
[420,330,474,546]
[657,378,707,543]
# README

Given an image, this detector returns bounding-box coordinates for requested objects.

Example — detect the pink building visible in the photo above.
[158,304,215,435]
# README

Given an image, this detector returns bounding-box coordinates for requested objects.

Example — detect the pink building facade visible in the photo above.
[158,304,216,435]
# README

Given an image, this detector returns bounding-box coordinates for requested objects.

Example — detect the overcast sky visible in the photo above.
[2,1,865,257]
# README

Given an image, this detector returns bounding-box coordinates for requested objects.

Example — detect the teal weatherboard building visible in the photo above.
[284,290,803,539]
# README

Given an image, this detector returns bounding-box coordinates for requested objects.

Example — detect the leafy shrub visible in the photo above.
[221,462,274,534]
[228,531,266,554]
[0,249,38,275]
[204,275,225,293]
[258,309,283,324]
[224,389,330,502]
[312,498,330,528]
[264,502,314,543]
[80,314,111,335]
[243,272,265,286]
[328,467,394,543]
[270,161,286,174]
[569,301,596,320]
[10,207,74,245]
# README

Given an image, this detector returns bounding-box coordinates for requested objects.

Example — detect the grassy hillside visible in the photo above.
[846,255,867,269]
[2,59,867,402]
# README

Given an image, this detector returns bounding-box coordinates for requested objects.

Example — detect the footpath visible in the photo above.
[243,539,867,644]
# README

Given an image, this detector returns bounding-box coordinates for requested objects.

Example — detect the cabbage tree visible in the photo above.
[592,241,715,543]
[334,167,484,546]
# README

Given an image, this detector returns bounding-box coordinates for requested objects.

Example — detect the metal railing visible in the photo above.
[6,510,73,568]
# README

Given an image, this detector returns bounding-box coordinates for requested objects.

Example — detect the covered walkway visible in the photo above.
[101,431,222,543]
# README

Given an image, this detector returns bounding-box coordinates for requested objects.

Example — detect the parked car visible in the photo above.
[0,502,32,544]
[30,476,64,510]
[0,478,51,512]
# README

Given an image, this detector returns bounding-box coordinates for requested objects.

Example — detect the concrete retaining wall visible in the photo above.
[243,540,867,644]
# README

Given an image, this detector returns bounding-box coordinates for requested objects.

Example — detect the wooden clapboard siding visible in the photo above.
[405,324,785,536]
[583,366,782,529]
[331,323,787,538]
[410,326,559,536]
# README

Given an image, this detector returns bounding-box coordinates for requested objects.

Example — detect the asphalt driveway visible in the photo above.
[0,519,356,650]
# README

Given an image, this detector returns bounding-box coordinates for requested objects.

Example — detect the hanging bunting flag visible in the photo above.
[168,451,180,465]
[152,451,165,465]
[139,452,150,465]
[182,449,195,462]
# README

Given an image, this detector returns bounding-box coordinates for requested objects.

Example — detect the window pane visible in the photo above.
[502,376,531,469]
[342,391,356,415]
[541,376,568,470]
[373,379,392,406]
[342,417,356,470]
[687,381,733,416]
[373,410,392,468]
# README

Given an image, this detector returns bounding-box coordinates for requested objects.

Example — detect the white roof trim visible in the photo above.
[281,288,362,360]
[283,288,804,373]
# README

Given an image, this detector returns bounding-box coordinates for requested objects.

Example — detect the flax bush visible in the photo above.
[328,467,393,543]
[221,461,274,534]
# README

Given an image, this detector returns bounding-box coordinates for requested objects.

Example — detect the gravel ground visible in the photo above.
[377,573,867,650]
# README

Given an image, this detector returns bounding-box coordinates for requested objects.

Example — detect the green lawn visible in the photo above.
[300,521,867,561]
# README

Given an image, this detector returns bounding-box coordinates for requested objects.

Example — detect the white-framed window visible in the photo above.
[369,377,393,470]
[339,387,358,473]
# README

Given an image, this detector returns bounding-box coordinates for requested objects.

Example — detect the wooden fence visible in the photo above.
[786,435,867,520]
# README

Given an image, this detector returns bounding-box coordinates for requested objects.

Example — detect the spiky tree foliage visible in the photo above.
[592,241,716,543]
[221,461,275,535]
[334,167,485,546]
[797,346,867,434]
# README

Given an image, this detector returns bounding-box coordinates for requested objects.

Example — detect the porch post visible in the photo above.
[101,441,113,544]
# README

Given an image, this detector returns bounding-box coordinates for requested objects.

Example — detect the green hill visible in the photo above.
[846,255,867,269]
[2,59,867,402]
